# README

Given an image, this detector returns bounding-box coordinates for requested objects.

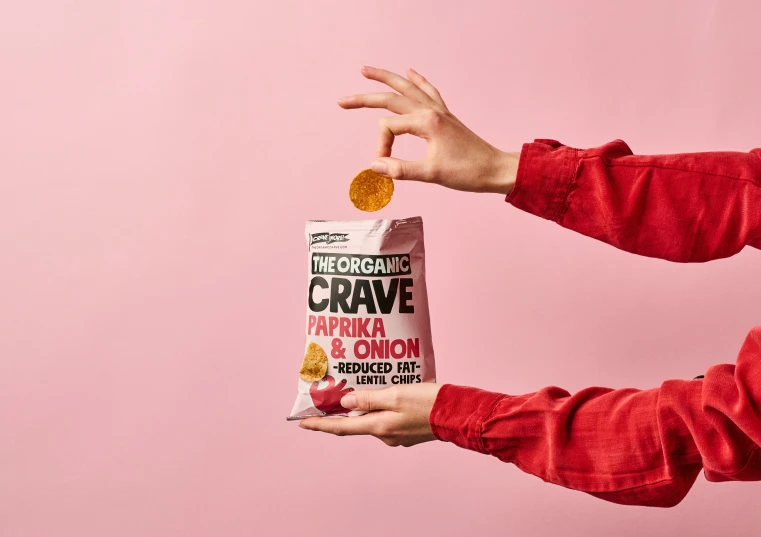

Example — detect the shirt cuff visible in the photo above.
[429,384,505,454]
[506,139,580,221]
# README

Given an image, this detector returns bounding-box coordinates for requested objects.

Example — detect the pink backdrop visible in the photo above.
[1,1,760,536]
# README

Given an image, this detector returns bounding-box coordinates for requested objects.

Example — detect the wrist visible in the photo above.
[488,150,519,195]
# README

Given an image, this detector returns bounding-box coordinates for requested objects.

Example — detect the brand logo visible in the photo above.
[310,232,350,246]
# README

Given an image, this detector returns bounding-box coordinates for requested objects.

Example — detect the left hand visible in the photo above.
[299,383,442,447]
[338,66,519,195]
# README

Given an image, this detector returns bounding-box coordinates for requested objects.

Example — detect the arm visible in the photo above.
[301,326,761,507]
[431,327,761,507]
[511,139,761,262]
[339,67,761,263]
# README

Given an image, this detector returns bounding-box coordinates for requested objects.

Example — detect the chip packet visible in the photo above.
[288,217,436,419]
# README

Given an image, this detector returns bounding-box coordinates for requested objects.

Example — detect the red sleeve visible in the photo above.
[430,327,761,507]
[507,139,761,262]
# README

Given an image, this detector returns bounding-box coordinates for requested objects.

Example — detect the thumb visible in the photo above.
[341,388,397,412]
[371,158,427,182]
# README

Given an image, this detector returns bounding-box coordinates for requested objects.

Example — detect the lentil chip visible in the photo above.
[349,169,394,212]
[299,342,328,382]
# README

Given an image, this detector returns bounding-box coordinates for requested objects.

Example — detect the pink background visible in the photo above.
[1,1,760,536]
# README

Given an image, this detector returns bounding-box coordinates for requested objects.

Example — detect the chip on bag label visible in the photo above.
[288,217,436,420]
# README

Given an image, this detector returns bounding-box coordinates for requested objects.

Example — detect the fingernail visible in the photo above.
[362,65,373,71]
[337,96,350,102]
[299,421,311,430]
[341,394,357,409]
[371,161,388,176]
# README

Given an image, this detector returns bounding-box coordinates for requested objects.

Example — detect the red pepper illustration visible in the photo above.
[310,376,354,415]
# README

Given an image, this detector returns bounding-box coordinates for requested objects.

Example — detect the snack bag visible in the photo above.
[288,217,435,419]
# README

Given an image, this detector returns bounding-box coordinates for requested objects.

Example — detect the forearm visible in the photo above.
[506,140,761,262]
[430,327,761,507]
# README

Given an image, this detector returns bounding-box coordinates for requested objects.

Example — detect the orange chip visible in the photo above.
[349,169,394,212]
[299,342,328,382]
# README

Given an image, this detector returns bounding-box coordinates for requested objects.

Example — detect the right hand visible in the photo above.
[338,66,519,195]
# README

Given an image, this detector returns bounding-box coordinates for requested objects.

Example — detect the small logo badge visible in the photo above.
[310,232,349,246]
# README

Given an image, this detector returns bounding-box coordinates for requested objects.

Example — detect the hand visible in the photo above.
[338,66,519,195]
[299,383,442,447]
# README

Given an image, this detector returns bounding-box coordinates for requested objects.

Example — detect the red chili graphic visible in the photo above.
[310,375,354,415]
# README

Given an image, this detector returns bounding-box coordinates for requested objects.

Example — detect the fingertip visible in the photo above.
[361,65,378,80]
[341,394,358,410]
[337,97,360,109]
[371,160,389,177]
[338,95,360,109]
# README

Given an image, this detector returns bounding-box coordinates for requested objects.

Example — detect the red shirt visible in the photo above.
[429,139,761,507]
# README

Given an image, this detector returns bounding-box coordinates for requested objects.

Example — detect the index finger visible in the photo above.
[299,412,387,436]
[362,66,434,105]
